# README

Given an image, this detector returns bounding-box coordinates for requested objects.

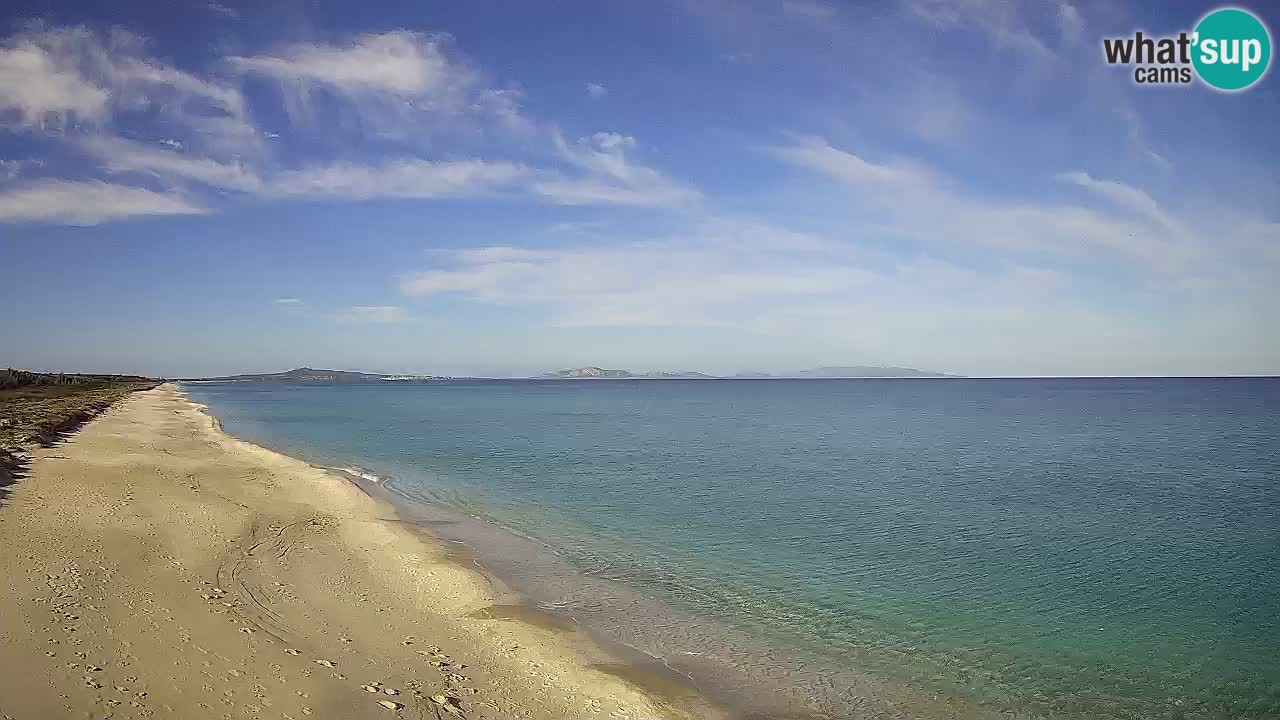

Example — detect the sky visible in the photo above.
[1,0,1277,378]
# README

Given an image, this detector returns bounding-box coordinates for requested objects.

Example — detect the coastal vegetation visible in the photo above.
[1,370,157,496]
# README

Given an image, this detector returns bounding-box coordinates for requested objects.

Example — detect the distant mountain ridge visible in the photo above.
[536,365,959,379]
[185,365,961,383]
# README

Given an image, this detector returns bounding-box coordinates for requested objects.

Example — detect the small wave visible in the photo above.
[337,466,385,484]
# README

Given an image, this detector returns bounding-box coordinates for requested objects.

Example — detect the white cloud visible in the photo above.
[0,26,254,155]
[80,131,573,208]
[229,31,467,96]
[770,135,1200,272]
[342,305,407,324]
[402,220,871,326]
[0,159,21,181]
[398,217,1083,330]
[0,179,205,225]
[472,88,534,134]
[533,132,701,207]
[0,24,696,221]
[767,134,934,189]
[1056,171,1184,235]
[265,158,528,200]
[273,297,303,305]
[227,30,535,142]
[0,33,111,126]
[81,136,263,192]
[585,82,608,99]
[79,131,692,209]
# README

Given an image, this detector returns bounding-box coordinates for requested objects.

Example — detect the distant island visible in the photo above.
[536,367,717,380]
[535,365,960,379]
[782,366,960,378]
[182,365,961,383]
[182,367,441,383]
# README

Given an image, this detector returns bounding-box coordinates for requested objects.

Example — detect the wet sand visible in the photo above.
[0,384,716,720]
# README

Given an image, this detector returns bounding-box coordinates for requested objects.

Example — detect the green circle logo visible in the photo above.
[1192,7,1272,91]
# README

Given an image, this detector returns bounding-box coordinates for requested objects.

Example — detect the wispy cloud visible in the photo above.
[533,132,701,207]
[229,31,467,96]
[0,33,110,127]
[0,179,205,225]
[766,134,934,189]
[0,24,693,223]
[768,135,1203,273]
[1056,171,1185,236]
[272,297,303,305]
[398,216,1085,332]
[81,136,263,192]
[1117,105,1172,171]
[341,305,408,324]
[266,158,528,200]
[401,222,868,326]
[226,30,525,140]
[585,82,608,99]
[0,26,250,145]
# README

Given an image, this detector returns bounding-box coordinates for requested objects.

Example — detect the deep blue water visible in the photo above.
[184,378,1280,719]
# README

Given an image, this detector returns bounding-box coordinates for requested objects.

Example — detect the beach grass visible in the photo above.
[1,370,157,490]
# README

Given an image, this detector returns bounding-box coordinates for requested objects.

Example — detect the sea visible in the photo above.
[183,378,1280,720]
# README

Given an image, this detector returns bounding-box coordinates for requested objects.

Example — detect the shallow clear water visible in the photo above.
[185,378,1280,719]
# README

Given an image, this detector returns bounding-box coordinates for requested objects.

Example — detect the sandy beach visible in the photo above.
[0,385,703,720]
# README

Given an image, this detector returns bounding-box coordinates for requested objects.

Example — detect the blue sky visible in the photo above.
[1,0,1277,377]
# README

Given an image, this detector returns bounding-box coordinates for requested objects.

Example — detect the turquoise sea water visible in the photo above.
[184,378,1280,719]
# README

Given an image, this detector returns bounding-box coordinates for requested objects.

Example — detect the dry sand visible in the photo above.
[0,385,706,720]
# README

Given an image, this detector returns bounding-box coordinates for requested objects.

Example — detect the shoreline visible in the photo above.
[324,466,718,710]
[0,384,714,720]
[185,384,1006,720]
[229,438,724,719]
[185,387,739,720]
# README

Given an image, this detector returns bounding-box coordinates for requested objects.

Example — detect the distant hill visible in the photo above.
[185,367,386,383]
[536,365,957,379]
